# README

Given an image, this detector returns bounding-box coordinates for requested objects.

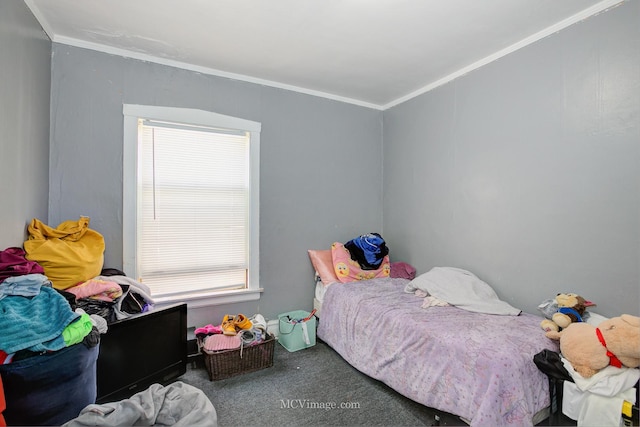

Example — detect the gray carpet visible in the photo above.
[178,338,465,427]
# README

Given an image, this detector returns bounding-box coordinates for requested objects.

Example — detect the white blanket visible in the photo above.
[63,382,217,427]
[404,267,521,315]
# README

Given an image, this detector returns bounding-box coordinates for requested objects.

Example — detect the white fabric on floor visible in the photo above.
[63,381,217,427]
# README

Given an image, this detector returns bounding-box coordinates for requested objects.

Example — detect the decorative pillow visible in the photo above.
[331,242,390,283]
[307,250,339,286]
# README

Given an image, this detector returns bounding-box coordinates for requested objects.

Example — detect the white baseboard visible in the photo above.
[266,319,280,338]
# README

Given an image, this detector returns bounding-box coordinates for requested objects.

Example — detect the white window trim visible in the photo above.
[122,104,261,306]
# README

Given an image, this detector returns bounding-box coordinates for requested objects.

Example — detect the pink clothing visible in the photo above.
[194,324,223,335]
[66,279,123,302]
[203,334,241,351]
[390,262,417,280]
[0,247,44,282]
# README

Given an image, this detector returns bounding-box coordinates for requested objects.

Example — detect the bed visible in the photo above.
[314,271,559,427]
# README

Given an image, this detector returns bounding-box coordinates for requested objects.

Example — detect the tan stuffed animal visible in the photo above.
[540,293,595,338]
[546,314,640,378]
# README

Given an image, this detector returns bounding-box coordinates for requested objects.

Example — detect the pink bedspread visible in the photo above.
[317,277,559,427]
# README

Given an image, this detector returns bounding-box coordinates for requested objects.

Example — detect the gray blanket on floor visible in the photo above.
[63,381,217,427]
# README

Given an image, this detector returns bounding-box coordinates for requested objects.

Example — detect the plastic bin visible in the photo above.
[278,310,316,352]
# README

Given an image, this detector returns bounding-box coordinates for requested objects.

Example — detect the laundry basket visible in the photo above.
[198,333,275,381]
[277,310,316,352]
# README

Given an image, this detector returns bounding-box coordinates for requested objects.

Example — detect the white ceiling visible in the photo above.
[25,0,623,109]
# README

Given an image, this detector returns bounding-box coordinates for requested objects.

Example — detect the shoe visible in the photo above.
[234,314,253,331]
[221,315,237,336]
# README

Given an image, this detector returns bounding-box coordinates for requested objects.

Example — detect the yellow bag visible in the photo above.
[23,217,105,290]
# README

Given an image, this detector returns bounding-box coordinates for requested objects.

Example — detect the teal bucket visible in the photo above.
[277,310,317,352]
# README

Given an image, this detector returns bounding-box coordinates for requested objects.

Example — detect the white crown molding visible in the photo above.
[23,0,54,40]
[382,0,626,110]
[52,33,383,111]
[25,0,625,111]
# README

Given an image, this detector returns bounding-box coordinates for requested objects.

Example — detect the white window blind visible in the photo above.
[136,119,250,297]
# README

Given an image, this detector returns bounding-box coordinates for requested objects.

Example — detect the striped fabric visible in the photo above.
[0,286,79,354]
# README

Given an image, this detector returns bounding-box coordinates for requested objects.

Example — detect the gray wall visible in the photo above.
[383,1,639,317]
[49,46,383,326]
[0,1,51,248]
[9,0,638,326]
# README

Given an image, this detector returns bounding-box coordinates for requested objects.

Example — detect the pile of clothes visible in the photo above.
[196,313,268,352]
[0,226,156,426]
[0,247,154,364]
[62,268,154,324]
[344,233,389,270]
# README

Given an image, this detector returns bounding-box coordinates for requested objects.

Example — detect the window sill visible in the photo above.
[153,288,263,310]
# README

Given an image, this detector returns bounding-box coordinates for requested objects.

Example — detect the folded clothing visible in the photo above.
[203,334,241,352]
[249,314,267,331]
[66,279,123,302]
[390,262,416,280]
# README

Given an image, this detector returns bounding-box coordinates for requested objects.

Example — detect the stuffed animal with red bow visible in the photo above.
[546,314,640,378]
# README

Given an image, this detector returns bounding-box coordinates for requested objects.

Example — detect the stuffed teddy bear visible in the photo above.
[540,293,595,338]
[546,314,640,378]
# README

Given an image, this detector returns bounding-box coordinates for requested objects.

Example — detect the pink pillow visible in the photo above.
[308,250,339,286]
[331,242,390,283]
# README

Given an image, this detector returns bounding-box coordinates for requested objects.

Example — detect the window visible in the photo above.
[123,105,261,306]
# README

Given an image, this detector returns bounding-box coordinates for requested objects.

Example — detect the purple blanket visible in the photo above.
[317,277,559,427]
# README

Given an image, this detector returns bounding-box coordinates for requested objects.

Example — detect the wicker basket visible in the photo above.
[198,333,275,381]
